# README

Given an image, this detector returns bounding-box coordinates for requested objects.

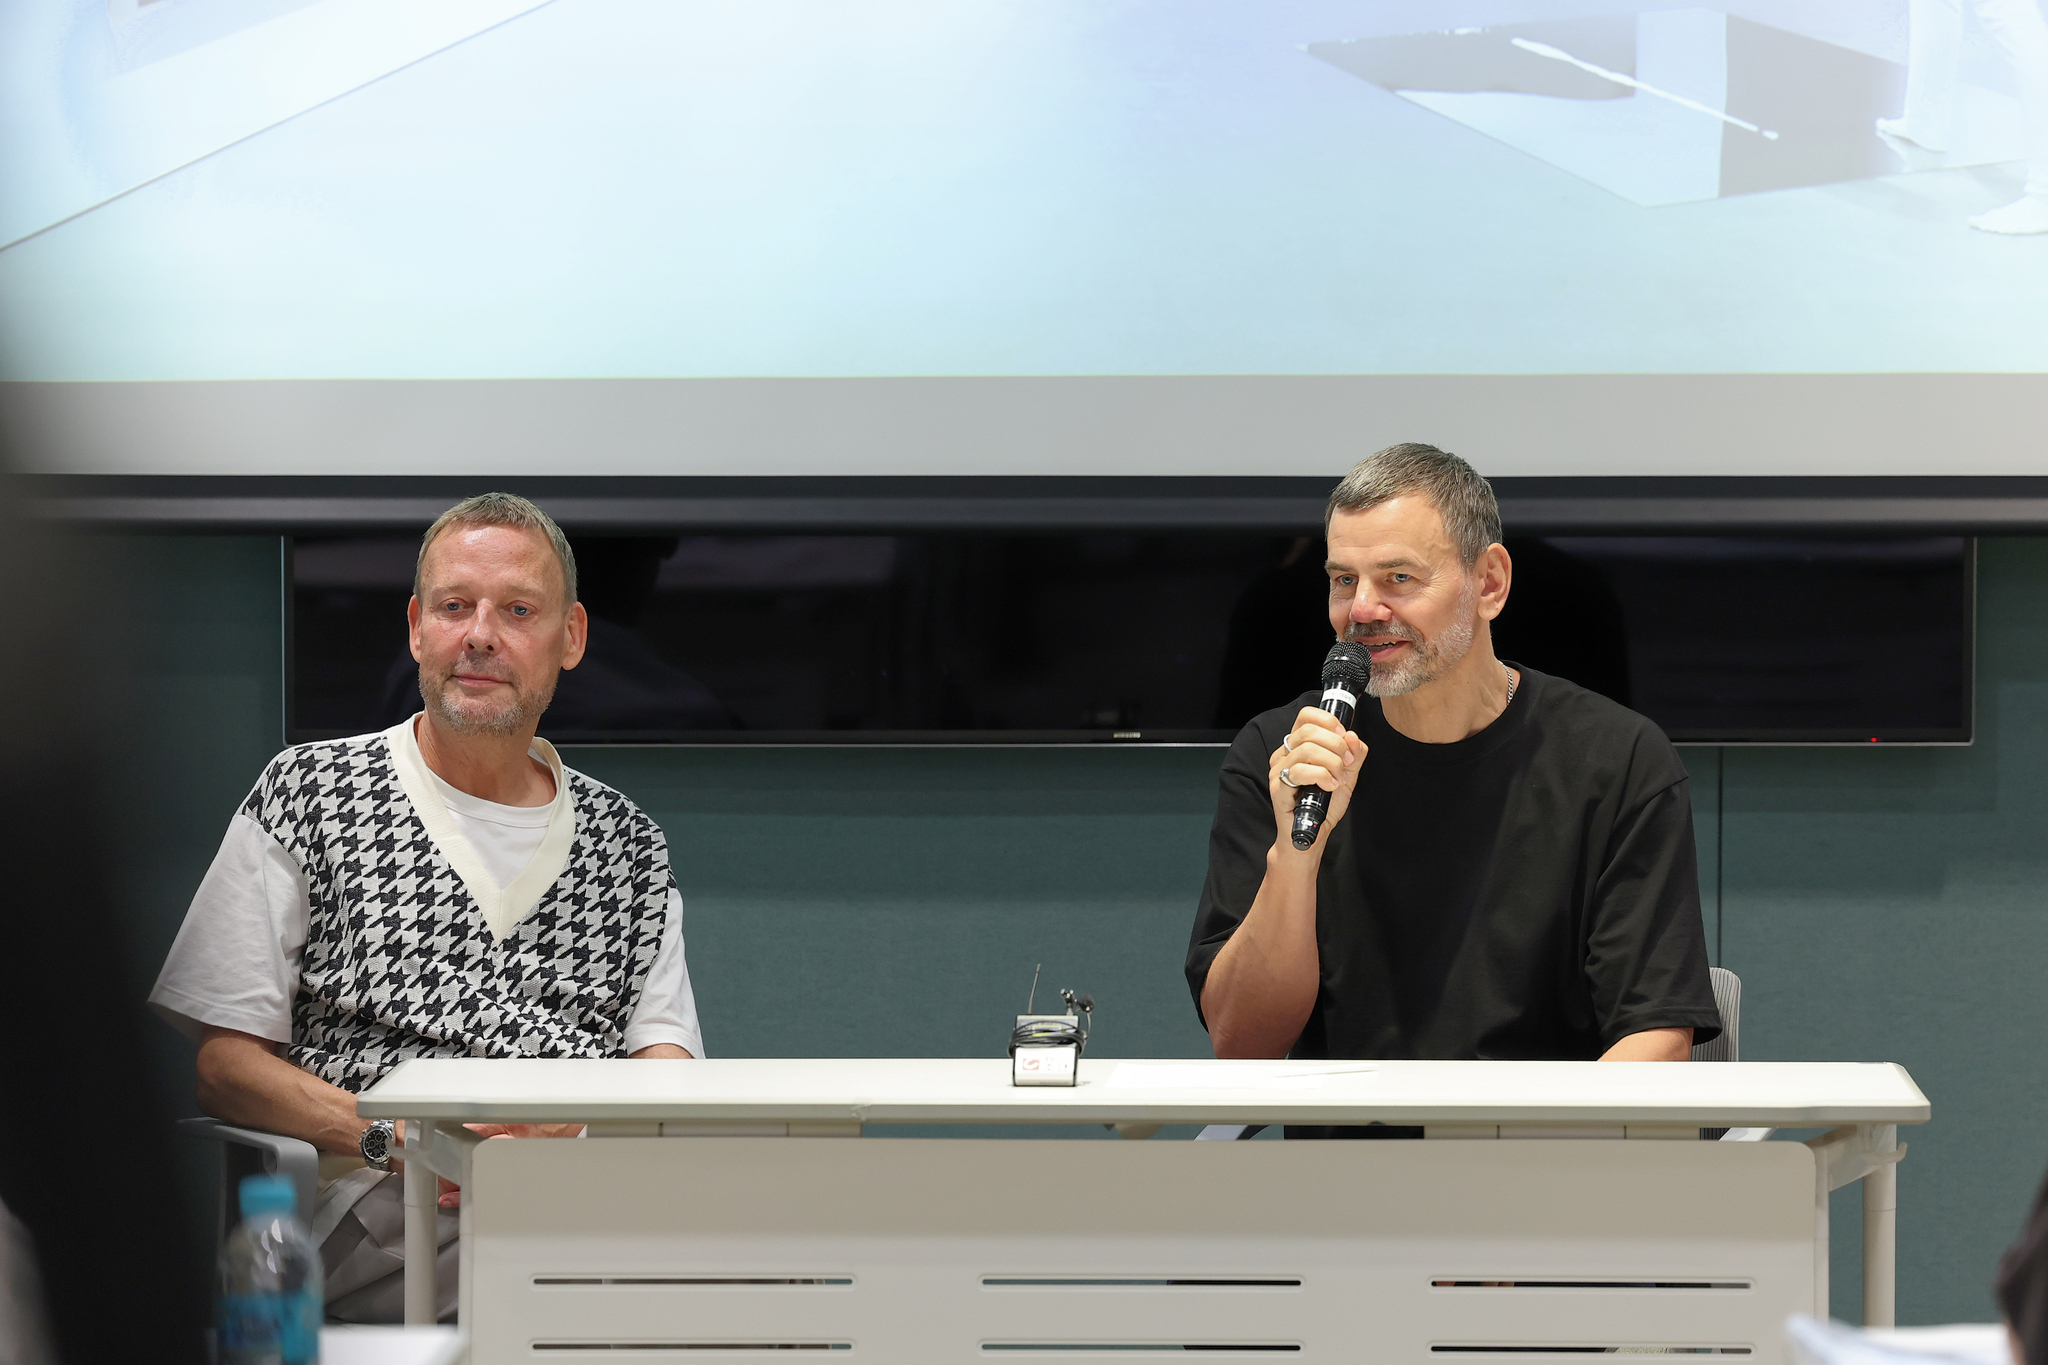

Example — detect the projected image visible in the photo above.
[1886,0,2048,233]
[1311,11,2029,208]
[2,0,2045,382]
[0,0,549,249]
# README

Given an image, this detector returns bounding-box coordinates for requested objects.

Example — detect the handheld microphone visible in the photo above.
[1290,641,1372,851]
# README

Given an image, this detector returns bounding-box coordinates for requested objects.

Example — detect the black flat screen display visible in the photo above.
[289,532,1972,745]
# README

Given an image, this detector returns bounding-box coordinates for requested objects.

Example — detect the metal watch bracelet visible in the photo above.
[359,1117,396,1171]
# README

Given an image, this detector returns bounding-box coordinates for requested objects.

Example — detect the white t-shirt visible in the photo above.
[150,724,703,1060]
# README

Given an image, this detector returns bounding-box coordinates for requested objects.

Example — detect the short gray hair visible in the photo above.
[1324,442,1502,566]
[415,492,578,605]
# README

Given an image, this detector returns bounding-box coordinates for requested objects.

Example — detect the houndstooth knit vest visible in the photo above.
[241,731,670,1093]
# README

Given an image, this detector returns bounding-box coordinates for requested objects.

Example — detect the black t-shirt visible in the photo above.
[1185,664,1721,1062]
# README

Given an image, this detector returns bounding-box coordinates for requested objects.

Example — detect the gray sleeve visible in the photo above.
[147,812,310,1044]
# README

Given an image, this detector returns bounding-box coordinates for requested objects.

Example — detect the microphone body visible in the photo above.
[1290,643,1373,851]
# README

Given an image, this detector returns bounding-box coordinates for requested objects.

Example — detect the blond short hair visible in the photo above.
[414,492,578,605]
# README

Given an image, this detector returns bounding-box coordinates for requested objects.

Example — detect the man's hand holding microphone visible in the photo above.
[1269,709,1367,852]
[1270,641,1372,856]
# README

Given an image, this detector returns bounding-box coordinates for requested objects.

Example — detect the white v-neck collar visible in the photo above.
[383,714,577,942]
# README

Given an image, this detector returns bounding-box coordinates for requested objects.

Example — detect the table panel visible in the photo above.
[466,1136,1819,1364]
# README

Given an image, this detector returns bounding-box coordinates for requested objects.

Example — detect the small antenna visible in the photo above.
[1026,963,1042,1014]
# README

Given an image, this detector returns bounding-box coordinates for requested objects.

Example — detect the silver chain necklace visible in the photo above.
[1504,662,1518,706]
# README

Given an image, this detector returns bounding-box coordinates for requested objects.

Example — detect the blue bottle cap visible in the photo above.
[238,1173,297,1219]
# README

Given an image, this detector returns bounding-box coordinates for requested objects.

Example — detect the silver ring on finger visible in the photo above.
[1277,765,1301,789]
[1282,732,1295,753]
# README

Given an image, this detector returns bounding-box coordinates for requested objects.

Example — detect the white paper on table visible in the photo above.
[1105,1063,1379,1091]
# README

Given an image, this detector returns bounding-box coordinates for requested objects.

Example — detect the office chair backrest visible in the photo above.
[179,1118,320,1244]
[1690,967,1741,1063]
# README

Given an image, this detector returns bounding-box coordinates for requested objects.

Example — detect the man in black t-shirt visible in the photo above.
[1186,444,1720,1088]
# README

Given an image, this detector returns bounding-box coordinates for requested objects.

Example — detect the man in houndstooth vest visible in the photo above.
[151,493,703,1322]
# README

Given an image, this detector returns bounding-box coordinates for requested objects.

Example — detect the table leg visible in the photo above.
[404,1119,436,1326]
[1813,1148,1831,1319]
[1809,1122,1906,1326]
[1863,1150,1898,1327]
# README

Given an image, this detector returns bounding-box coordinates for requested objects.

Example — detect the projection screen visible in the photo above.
[2,0,2045,509]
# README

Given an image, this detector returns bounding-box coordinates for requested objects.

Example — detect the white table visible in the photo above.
[320,1325,465,1365]
[361,1058,1928,1364]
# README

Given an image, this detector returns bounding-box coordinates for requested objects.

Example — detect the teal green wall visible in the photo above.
[571,745,1221,1063]
[124,533,2048,1326]
[1719,538,2048,1325]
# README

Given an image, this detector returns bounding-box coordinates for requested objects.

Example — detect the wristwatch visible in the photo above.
[359,1118,396,1172]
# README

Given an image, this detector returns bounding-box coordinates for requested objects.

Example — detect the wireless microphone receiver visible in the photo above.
[1290,641,1372,851]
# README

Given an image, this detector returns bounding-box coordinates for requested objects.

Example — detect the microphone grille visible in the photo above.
[1321,641,1372,690]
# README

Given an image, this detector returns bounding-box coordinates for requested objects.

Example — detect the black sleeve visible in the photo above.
[1999,1166,2048,1365]
[1183,716,1285,1030]
[1583,776,1724,1048]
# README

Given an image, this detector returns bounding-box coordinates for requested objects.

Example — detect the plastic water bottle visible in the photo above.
[218,1173,322,1365]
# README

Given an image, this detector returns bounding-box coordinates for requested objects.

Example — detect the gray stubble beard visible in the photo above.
[419,663,556,738]
[1350,578,1480,699]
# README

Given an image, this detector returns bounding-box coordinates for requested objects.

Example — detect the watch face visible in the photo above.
[362,1123,391,1164]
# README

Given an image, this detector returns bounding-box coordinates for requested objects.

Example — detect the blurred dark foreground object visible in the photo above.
[0,470,209,1364]
[1999,1166,2048,1365]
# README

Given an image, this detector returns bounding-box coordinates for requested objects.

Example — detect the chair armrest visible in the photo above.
[179,1117,320,1228]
